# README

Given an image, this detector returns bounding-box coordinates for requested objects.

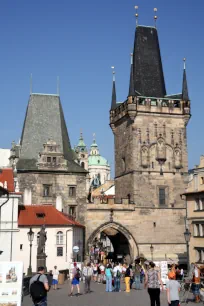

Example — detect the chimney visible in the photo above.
[56,195,62,212]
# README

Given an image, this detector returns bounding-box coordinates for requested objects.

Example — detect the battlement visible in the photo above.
[110,96,190,126]
[87,197,135,211]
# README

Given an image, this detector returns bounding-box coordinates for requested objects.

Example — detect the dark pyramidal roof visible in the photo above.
[133,26,166,98]
[18,93,86,173]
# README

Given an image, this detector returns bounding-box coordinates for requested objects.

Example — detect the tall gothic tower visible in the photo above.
[110,25,191,207]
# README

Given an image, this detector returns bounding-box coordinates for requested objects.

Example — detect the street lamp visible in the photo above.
[27,227,34,275]
[184,228,191,273]
[150,244,154,261]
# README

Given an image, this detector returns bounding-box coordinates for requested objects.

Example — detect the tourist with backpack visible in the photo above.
[69,262,81,296]
[29,266,49,306]
[113,262,122,292]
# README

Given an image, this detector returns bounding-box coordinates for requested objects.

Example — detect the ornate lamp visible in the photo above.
[27,228,34,275]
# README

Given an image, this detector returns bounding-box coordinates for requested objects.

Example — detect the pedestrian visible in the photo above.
[124,265,131,293]
[105,264,113,292]
[99,262,105,283]
[29,266,49,306]
[180,268,184,281]
[129,264,134,289]
[69,262,81,296]
[52,266,59,290]
[113,262,122,292]
[166,273,181,306]
[192,263,201,303]
[144,262,164,306]
[93,263,98,282]
[134,259,141,290]
[140,268,145,284]
[83,262,93,294]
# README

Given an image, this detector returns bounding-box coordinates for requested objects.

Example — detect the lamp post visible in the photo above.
[150,244,154,261]
[184,228,191,273]
[27,227,34,275]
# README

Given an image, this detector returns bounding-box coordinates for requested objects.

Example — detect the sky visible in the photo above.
[0,0,204,175]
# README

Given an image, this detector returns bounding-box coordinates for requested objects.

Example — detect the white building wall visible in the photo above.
[14,226,74,273]
[0,149,10,167]
[0,194,20,262]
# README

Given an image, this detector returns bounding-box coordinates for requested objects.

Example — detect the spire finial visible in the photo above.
[183,57,186,70]
[135,6,139,26]
[57,76,60,95]
[30,73,33,95]
[111,66,115,81]
[93,133,96,142]
[80,128,83,139]
[131,53,133,65]
[154,8,158,28]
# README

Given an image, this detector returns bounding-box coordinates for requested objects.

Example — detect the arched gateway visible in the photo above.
[87,221,139,263]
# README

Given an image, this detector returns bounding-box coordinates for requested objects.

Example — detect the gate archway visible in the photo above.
[87,221,139,263]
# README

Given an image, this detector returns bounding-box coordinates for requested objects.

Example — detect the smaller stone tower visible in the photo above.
[74,132,89,170]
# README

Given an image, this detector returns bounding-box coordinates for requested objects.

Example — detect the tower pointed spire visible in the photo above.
[111,67,117,109]
[128,53,135,97]
[182,58,189,101]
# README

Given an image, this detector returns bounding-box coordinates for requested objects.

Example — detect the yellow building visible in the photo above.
[183,156,204,265]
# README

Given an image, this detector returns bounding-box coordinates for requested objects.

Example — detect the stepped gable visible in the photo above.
[18,93,86,173]
[133,26,166,98]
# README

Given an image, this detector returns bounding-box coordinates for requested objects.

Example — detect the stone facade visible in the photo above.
[84,24,191,264]
[18,171,86,224]
[184,156,204,265]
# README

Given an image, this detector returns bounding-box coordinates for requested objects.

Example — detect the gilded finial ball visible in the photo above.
[154,16,158,20]
[111,66,115,69]
[131,53,133,56]
[183,58,186,62]
[135,5,138,9]
[154,8,158,12]
[135,13,138,17]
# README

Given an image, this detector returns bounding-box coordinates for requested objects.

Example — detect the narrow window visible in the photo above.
[43,185,51,197]
[57,247,63,257]
[152,162,154,169]
[53,157,56,163]
[20,244,23,251]
[47,157,51,163]
[122,157,126,172]
[159,188,166,205]
[196,224,200,236]
[81,162,85,168]
[56,231,63,245]
[200,177,204,185]
[69,186,76,197]
[69,206,76,217]
[195,198,199,211]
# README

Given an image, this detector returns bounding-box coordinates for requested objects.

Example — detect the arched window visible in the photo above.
[81,162,85,168]
[56,231,63,245]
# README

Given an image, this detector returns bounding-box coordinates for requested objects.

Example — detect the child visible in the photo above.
[166,273,181,306]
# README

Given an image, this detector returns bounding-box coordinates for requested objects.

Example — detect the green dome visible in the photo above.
[88,155,109,166]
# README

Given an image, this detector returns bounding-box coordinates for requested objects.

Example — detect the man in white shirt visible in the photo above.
[113,263,122,292]
[52,266,59,290]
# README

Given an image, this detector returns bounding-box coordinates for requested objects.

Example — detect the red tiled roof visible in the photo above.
[18,205,85,228]
[0,168,15,192]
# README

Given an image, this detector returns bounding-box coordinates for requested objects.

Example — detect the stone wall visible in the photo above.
[17,171,87,224]
[85,202,187,262]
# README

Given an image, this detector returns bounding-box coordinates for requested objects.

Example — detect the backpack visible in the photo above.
[30,274,47,304]
[116,269,121,278]
[75,269,81,280]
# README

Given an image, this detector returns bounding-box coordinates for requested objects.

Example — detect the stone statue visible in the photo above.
[37,225,47,255]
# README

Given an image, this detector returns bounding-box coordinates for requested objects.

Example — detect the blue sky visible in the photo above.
[0,0,203,174]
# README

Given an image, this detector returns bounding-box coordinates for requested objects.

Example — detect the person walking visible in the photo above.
[144,262,163,306]
[113,262,122,292]
[52,266,59,290]
[192,264,201,303]
[134,260,141,290]
[180,268,184,280]
[99,262,105,283]
[166,273,181,306]
[105,264,113,292]
[129,264,134,289]
[93,263,98,282]
[69,263,81,296]
[140,268,145,284]
[124,265,131,293]
[83,262,93,294]
[29,266,49,306]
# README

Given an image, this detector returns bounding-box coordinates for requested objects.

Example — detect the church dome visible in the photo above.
[88,155,109,167]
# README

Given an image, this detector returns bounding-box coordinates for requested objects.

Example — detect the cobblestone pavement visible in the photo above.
[23,280,199,306]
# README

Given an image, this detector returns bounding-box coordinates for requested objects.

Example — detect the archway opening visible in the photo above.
[88,225,133,264]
